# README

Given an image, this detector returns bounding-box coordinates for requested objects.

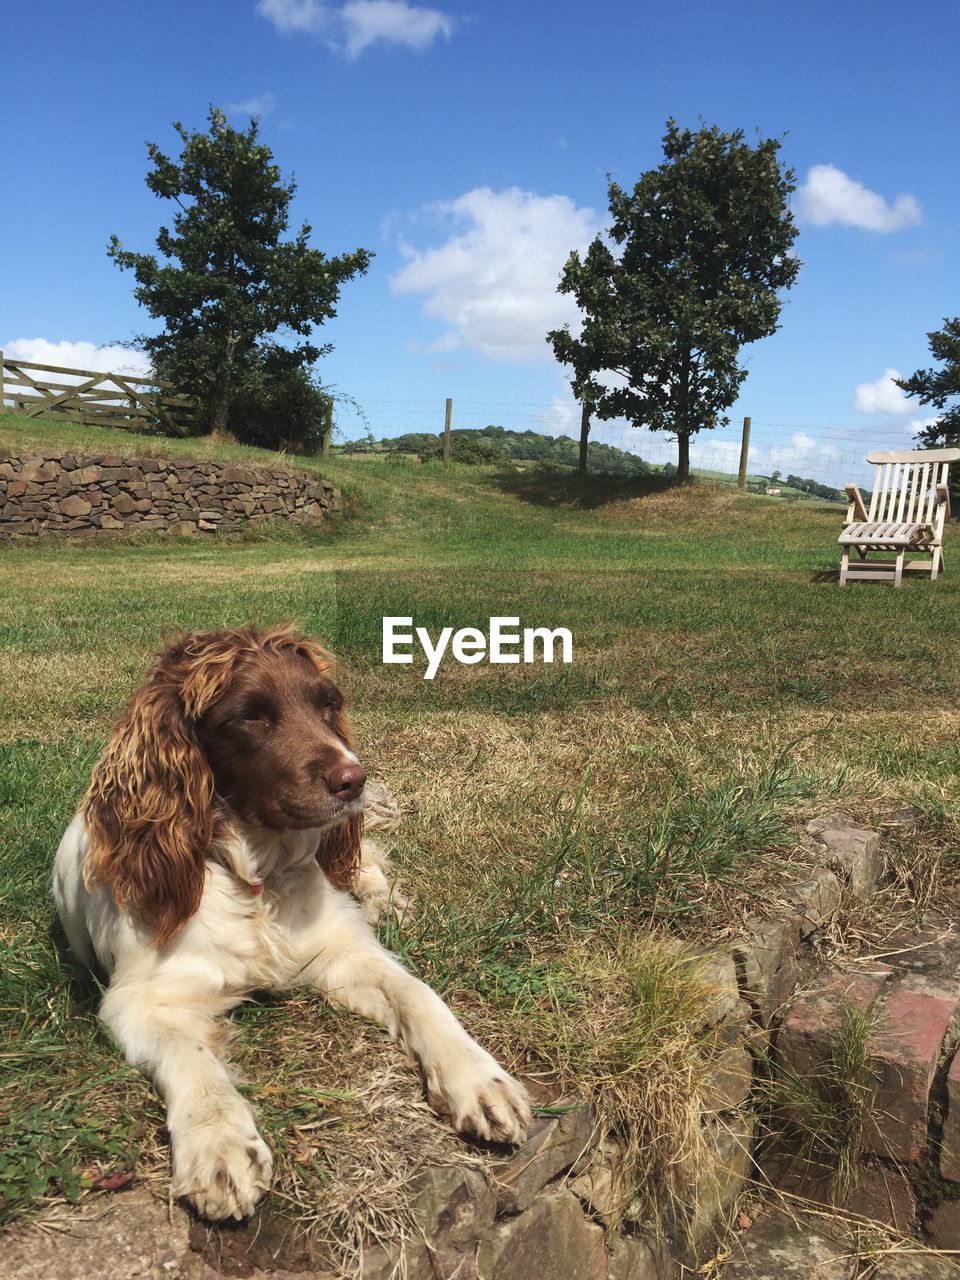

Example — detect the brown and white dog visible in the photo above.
[53,624,529,1221]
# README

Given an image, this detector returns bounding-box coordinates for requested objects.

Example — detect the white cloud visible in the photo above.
[853,367,916,414]
[225,92,277,118]
[906,415,940,438]
[341,1,452,56]
[796,164,922,233]
[256,0,331,33]
[3,338,151,378]
[255,0,453,57]
[767,431,841,467]
[390,187,601,363]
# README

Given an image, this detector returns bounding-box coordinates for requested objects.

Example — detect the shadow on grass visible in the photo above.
[486,467,681,509]
[49,916,105,1013]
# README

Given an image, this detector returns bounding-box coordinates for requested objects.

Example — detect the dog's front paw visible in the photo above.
[426,1048,531,1145]
[172,1119,273,1221]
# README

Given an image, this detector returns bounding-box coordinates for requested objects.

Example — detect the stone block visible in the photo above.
[476,1188,605,1280]
[685,1109,755,1248]
[99,513,125,530]
[725,1209,856,1278]
[784,867,842,938]
[703,1044,754,1113]
[874,1251,960,1279]
[731,918,798,1026]
[844,1163,917,1231]
[806,816,883,897]
[683,949,743,1027]
[568,1137,625,1223]
[607,1235,670,1280]
[865,983,960,1162]
[942,1049,960,1181]
[408,1165,495,1246]
[19,460,59,481]
[112,492,139,514]
[5,479,28,498]
[777,967,890,1087]
[494,1099,598,1213]
[59,495,92,518]
[927,1198,960,1251]
[69,465,103,484]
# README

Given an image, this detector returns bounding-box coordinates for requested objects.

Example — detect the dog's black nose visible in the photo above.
[325,762,366,801]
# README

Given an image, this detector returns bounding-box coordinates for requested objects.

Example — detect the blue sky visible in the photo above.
[3,0,958,482]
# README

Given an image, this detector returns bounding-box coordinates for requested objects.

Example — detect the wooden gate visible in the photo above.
[1,351,194,436]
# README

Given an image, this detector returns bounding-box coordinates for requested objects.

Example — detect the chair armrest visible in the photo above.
[936,482,951,519]
[845,484,868,522]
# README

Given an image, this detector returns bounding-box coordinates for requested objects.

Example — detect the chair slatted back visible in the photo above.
[865,449,960,527]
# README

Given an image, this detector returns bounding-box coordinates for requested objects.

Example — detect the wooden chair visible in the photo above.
[839,448,960,586]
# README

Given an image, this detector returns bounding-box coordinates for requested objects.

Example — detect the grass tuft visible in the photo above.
[762,1000,881,1201]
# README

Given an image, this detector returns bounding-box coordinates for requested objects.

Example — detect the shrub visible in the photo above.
[230,365,330,453]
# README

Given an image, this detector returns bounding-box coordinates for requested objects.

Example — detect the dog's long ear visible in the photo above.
[315,813,364,891]
[83,660,214,946]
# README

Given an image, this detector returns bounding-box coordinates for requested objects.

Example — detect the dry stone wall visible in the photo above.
[0,448,338,538]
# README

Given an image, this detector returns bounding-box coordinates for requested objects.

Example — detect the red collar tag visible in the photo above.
[249,881,264,896]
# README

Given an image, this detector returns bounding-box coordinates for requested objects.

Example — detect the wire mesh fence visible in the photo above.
[330,396,927,493]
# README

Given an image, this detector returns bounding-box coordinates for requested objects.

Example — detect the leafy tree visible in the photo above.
[896,317,960,446]
[340,425,653,477]
[548,120,800,482]
[785,473,843,502]
[108,108,371,439]
[419,434,509,465]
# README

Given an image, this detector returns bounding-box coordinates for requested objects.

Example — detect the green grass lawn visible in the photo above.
[2,411,958,1249]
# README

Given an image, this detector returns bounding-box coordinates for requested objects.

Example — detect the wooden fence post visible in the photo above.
[737,416,752,491]
[321,396,333,458]
[578,401,590,474]
[442,398,453,463]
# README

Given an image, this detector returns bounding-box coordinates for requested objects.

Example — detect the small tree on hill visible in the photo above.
[548,120,800,482]
[109,108,371,441]
[896,317,960,446]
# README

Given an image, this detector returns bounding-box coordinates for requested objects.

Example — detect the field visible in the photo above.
[2,411,959,1255]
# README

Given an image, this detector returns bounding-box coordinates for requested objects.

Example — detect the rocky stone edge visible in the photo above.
[0,448,338,537]
[9,809,957,1279]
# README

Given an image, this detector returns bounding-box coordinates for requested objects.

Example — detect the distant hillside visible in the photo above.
[337,424,652,478]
